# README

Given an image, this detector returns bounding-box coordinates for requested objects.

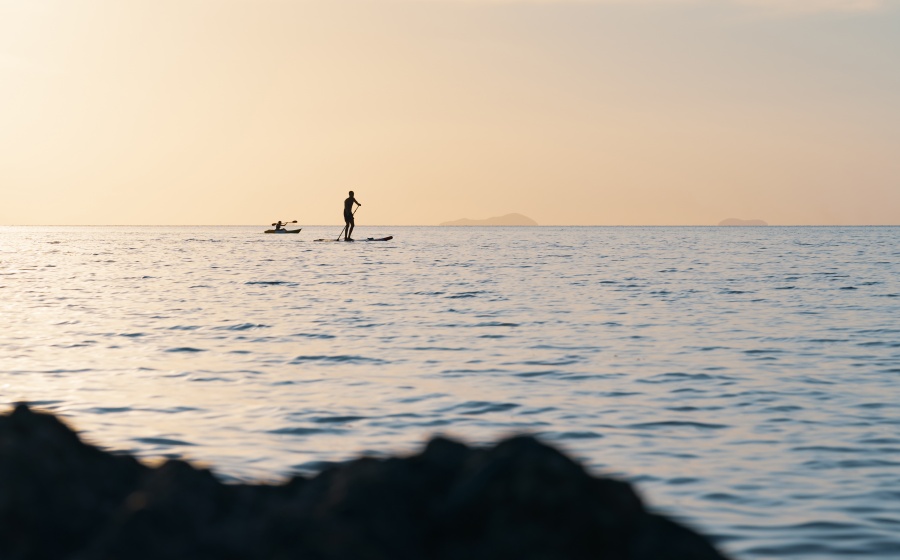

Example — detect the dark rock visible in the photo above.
[0,403,145,560]
[0,405,732,560]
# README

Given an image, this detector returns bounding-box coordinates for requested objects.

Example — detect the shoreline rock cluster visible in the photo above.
[0,404,730,559]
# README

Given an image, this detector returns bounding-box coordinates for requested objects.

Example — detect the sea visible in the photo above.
[1,225,898,559]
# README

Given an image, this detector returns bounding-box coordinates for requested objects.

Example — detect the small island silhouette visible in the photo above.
[440,213,538,226]
[718,218,768,226]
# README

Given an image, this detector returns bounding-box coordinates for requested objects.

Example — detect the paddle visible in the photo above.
[336,206,360,241]
[271,220,298,226]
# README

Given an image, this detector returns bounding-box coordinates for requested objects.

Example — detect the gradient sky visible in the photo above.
[2,0,898,225]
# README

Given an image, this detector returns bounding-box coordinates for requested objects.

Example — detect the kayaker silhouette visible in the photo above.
[343,191,361,241]
[274,221,285,231]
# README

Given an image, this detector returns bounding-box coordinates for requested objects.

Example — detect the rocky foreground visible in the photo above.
[0,404,730,560]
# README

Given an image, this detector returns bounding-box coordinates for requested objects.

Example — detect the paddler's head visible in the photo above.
[349,190,354,197]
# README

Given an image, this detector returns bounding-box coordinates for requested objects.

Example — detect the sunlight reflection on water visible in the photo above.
[1,225,899,559]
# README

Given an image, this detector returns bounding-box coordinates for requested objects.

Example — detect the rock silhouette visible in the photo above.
[0,404,731,560]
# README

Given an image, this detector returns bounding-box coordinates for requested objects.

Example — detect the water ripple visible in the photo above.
[2,225,899,559]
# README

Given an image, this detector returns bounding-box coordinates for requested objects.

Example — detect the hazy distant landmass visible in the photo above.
[718,218,768,226]
[440,213,538,226]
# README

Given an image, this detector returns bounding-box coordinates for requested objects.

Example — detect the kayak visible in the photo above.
[264,229,302,234]
[314,236,393,242]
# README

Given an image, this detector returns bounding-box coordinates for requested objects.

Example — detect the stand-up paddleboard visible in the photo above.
[314,236,393,242]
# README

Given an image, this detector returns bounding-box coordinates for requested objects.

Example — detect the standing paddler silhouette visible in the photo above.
[342,191,361,241]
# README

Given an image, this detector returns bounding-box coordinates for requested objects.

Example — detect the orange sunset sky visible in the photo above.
[2,0,899,226]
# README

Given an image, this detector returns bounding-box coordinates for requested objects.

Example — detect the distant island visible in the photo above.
[718,218,768,226]
[440,213,538,226]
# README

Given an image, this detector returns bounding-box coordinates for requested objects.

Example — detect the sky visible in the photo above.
[1,0,898,225]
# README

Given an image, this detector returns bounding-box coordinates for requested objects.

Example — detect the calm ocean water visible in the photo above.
[1,225,899,558]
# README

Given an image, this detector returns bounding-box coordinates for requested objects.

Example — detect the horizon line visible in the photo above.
[3,224,899,228]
